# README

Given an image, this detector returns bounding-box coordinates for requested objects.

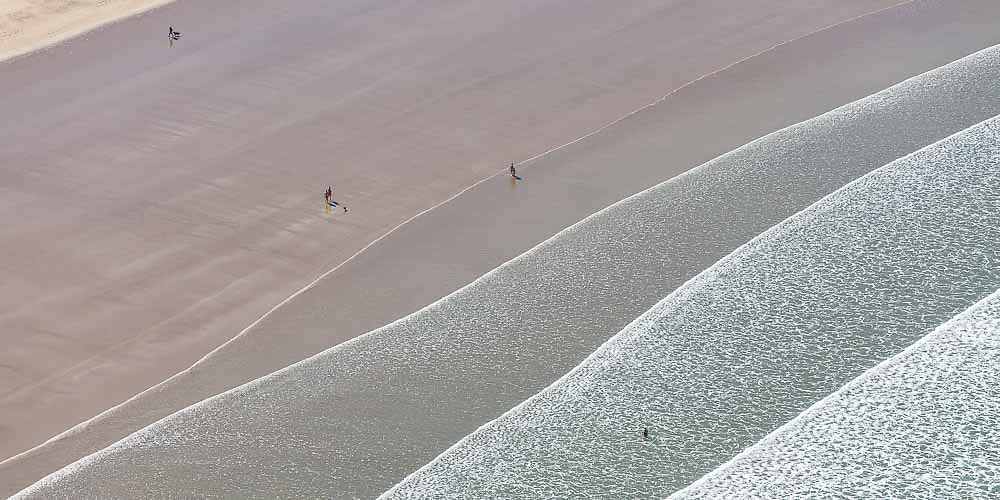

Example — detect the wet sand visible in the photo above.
[385,68,1000,499]
[7,0,1000,496]
[0,0,175,62]
[16,17,1000,500]
[0,0,900,475]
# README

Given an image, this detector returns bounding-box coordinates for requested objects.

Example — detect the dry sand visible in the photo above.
[0,0,175,62]
[0,0,901,472]
[5,0,1000,495]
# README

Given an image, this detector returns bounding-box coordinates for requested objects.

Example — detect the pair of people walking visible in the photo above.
[321,158,520,216]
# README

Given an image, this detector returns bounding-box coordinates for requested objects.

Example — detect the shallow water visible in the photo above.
[385,116,1000,498]
[674,287,1000,498]
[16,45,1000,500]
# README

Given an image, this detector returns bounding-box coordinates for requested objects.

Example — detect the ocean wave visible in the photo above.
[384,116,1000,498]
[676,287,1000,498]
[16,44,1000,500]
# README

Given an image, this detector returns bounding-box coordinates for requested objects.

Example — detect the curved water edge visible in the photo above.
[0,0,913,472]
[15,45,1000,499]
[384,116,1000,497]
[675,288,1000,498]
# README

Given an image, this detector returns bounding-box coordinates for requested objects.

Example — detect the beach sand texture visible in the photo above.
[5,0,1000,496]
[0,0,175,62]
[0,0,902,472]
[17,36,1000,500]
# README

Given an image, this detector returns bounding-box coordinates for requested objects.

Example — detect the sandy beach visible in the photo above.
[0,0,175,62]
[4,0,999,496]
[0,0,900,472]
[15,16,1000,500]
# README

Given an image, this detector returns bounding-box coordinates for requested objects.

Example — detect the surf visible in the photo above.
[384,115,1000,497]
[677,287,1000,498]
[16,42,1000,500]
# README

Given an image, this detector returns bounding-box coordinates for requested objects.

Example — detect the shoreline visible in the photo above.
[0,0,177,64]
[0,0,904,472]
[7,0,1000,494]
[21,35,1000,500]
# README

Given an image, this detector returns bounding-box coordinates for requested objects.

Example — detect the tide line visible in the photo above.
[3,0,916,481]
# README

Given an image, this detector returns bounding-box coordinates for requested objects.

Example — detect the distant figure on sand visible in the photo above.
[510,163,517,178]
[324,186,348,213]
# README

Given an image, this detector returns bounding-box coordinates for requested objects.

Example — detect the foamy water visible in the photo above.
[675,288,1000,498]
[16,46,1000,500]
[385,116,1000,498]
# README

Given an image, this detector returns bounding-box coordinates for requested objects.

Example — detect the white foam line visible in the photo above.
[670,286,1000,498]
[14,129,681,497]
[378,89,1000,499]
[3,0,916,480]
[19,11,989,498]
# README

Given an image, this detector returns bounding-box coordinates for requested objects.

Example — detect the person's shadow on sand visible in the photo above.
[509,162,522,181]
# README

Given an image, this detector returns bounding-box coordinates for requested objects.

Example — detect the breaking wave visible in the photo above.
[385,115,1000,498]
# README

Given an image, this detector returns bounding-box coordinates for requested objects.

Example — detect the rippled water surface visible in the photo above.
[16,44,1000,500]
[386,117,1000,498]
[676,288,1000,498]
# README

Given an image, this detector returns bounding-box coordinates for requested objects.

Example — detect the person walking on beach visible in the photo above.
[325,186,332,204]
[510,162,517,179]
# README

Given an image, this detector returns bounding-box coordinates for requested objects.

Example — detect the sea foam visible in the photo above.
[675,287,1000,498]
[16,44,1000,500]
[384,116,1000,498]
